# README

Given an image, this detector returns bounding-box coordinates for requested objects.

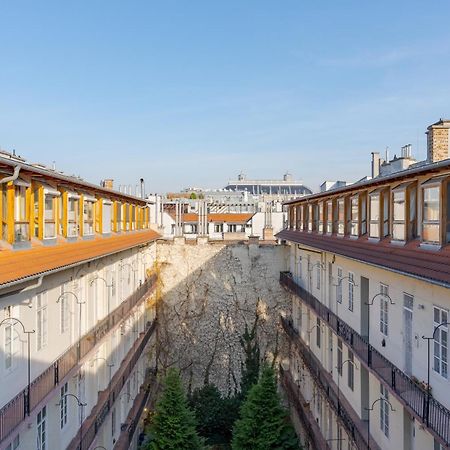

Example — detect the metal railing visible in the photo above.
[0,274,157,444]
[280,271,450,446]
[279,364,330,450]
[281,316,369,450]
[67,319,157,450]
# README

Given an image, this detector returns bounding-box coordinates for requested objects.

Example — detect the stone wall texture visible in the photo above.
[155,239,290,394]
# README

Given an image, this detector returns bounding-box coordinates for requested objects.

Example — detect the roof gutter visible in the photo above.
[276,230,450,289]
[0,238,157,291]
[0,164,21,184]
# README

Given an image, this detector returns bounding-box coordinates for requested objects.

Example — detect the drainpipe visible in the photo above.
[0,164,21,184]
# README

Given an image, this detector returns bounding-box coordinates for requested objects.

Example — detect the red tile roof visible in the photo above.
[277,229,450,287]
[0,230,160,287]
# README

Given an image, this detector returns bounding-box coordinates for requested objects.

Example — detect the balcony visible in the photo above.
[281,316,372,450]
[280,271,450,447]
[67,319,157,450]
[279,365,330,450]
[0,274,157,445]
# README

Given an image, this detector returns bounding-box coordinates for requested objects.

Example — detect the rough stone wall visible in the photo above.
[155,238,290,394]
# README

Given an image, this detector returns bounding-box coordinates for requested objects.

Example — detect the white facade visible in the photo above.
[284,244,448,449]
[0,242,157,450]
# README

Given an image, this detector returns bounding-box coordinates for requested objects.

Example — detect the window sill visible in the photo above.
[43,238,57,246]
[12,241,31,250]
[419,242,441,251]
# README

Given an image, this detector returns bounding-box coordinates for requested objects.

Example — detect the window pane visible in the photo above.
[393,190,406,221]
[423,224,440,243]
[423,187,440,221]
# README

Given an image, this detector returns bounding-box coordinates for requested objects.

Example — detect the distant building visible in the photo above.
[224,172,312,199]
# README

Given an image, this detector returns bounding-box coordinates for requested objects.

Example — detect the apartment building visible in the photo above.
[0,153,160,450]
[278,120,450,450]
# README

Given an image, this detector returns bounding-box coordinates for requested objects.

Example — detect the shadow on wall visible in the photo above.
[155,239,291,395]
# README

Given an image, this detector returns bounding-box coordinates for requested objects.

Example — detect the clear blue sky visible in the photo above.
[1,1,449,193]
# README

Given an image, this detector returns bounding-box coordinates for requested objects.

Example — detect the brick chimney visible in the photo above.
[101,179,114,189]
[426,119,450,162]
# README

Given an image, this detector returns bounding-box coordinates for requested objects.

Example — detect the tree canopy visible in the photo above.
[145,368,204,450]
[231,366,299,450]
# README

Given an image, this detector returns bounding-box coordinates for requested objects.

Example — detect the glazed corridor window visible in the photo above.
[392,189,406,240]
[318,202,324,233]
[347,350,354,391]
[337,199,345,235]
[348,272,354,311]
[369,192,380,238]
[380,383,390,437]
[350,196,359,236]
[433,306,448,378]
[102,201,112,234]
[36,291,48,350]
[336,268,343,303]
[14,184,29,242]
[326,200,333,233]
[337,339,343,375]
[316,318,321,348]
[44,195,56,239]
[360,194,367,235]
[116,202,122,232]
[68,195,80,237]
[379,284,389,336]
[83,198,95,235]
[1,185,8,241]
[307,204,313,231]
[422,186,440,244]
[296,205,302,230]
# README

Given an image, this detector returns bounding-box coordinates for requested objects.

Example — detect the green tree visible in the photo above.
[239,310,261,400]
[231,366,300,450]
[189,192,197,199]
[145,368,204,450]
[189,384,239,447]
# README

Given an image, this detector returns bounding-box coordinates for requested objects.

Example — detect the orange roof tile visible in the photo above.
[0,230,160,287]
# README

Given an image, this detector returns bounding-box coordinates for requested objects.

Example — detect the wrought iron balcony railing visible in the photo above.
[0,274,157,445]
[280,271,450,447]
[67,319,157,450]
[281,316,371,450]
[279,364,331,450]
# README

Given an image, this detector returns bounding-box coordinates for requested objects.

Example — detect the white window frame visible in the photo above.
[83,196,96,236]
[380,284,389,336]
[36,291,48,351]
[348,272,354,312]
[380,383,390,438]
[336,267,343,304]
[60,284,70,335]
[433,306,448,379]
[37,405,47,450]
[337,339,343,376]
[337,198,345,235]
[347,350,354,391]
[369,190,381,238]
[421,179,442,245]
[60,382,68,429]
[350,195,359,236]
[4,314,20,371]
[326,200,333,233]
